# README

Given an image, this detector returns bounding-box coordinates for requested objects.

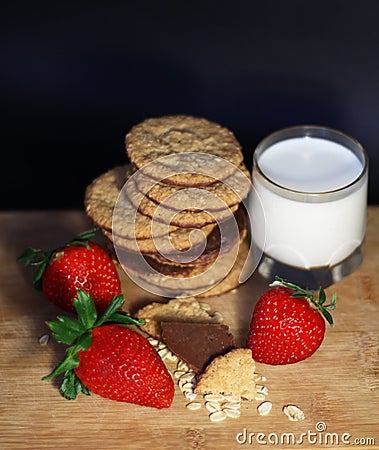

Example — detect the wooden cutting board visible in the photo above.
[0,208,378,450]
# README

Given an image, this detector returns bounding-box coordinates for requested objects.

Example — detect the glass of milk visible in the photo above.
[250,125,368,288]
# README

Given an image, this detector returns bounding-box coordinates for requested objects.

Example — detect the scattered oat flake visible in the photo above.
[223,401,241,410]
[209,410,227,422]
[180,372,196,383]
[212,312,224,323]
[174,370,186,379]
[158,348,170,359]
[257,401,272,416]
[38,334,50,346]
[177,361,189,371]
[181,382,195,392]
[147,338,159,347]
[186,402,202,411]
[283,404,305,421]
[223,408,241,418]
[206,401,222,413]
[253,373,262,382]
[256,385,269,396]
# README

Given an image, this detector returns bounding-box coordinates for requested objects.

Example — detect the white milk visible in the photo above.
[251,136,367,269]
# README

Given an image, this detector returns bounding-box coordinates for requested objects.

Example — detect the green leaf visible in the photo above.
[318,287,326,305]
[74,228,98,241]
[94,294,146,327]
[60,370,86,400]
[17,247,47,265]
[320,307,334,327]
[107,312,146,327]
[17,247,51,291]
[71,331,92,353]
[42,349,80,381]
[274,276,309,296]
[73,290,98,329]
[47,316,86,345]
[32,261,48,291]
[291,292,307,299]
[65,240,90,250]
[95,295,124,326]
[65,228,98,250]
[80,382,91,396]
[58,316,87,334]
[326,292,337,310]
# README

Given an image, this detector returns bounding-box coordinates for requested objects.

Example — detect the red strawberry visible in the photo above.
[18,229,121,313]
[247,277,336,365]
[42,290,174,409]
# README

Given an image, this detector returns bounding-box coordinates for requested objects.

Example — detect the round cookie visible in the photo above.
[85,165,174,239]
[138,237,251,300]
[108,208,246,276]
[147,206,246,267]
[105,207,242,256]
[114,237,250,299]
[85,165,216,252]
[133,162,251,212]
[115,239,241,297]
[85,165,127,233]
[125,115,244,186]
[113,244,215,279]
[104,224,214,255]
[125,175,239,229]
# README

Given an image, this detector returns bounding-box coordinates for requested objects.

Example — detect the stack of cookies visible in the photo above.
[84,115,252,298]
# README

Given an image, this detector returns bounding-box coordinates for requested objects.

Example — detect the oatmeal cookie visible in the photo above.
[125,115,244,186]
[132,162,251,212]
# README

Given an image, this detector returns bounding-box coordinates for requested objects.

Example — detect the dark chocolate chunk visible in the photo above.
[161,322,235,373]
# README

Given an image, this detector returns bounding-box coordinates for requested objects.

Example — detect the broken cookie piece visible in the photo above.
[194,348,256,400]
[161,322,235,373]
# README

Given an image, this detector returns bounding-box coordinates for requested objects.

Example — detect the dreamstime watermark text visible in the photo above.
[236,422,376,446]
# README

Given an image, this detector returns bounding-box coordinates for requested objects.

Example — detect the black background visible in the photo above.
[2,1,379,209]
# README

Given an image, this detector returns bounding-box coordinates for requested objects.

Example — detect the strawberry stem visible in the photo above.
[272,276,337,327]
[42,289,145,399]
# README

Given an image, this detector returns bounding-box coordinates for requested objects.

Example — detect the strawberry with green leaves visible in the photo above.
[43,289,174,409]
[247,277,336,365]
[18,229,121,314]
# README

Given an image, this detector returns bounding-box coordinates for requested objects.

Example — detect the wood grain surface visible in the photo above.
[0,208,378,450]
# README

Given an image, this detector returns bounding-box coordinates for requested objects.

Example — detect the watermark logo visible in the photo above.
[236,422,376,446]
[112,152,265,296]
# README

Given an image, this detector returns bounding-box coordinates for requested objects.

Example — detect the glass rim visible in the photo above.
[253,124,369,197]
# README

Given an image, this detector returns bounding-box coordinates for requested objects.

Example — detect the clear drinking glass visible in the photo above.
[249,125,368,288]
